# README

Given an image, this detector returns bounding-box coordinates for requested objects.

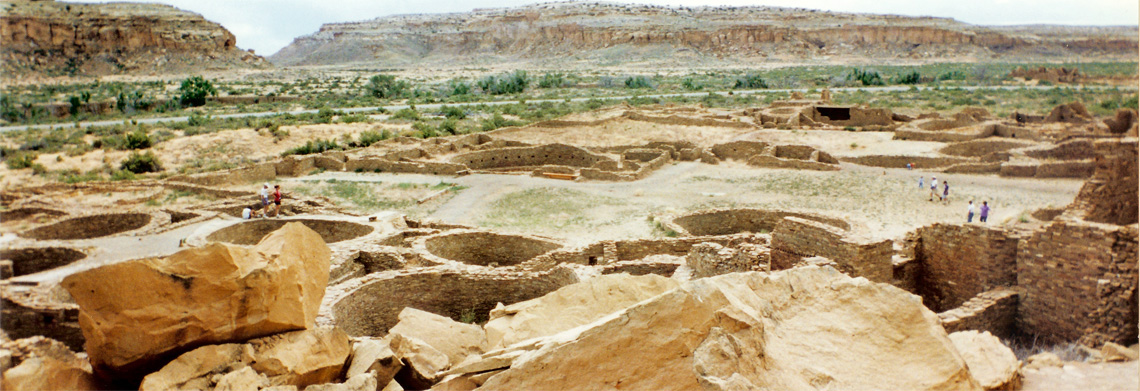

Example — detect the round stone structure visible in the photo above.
[20,213,152,240]
[0,247,87,277]
[206,218,375,245]
[668,208,850,236]
[417,230,563,267]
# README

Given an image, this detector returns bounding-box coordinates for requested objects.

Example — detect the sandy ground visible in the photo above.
[1021,362,1139,391]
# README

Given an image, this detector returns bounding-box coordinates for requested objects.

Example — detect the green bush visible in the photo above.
[448,80,471,96]
[412,121,438,138]
[120,150,162,173]
[538,73,565,88]
[439,119,459,135]
[734,74,769,89]
[440,105,466,119]
[477,71,529,95]
[681,77,703,91]
[848,68,884,86]
[893,71,922,85]
[282,139,341,156]
[355,130,390,147]
[390,107,420,121]
[124,129,152,149]
[624,76,654,89]
[179,76,216,107]
[187,111,211,127]
[4,151,37,169]
[110,169,137,181]
[480,113,523,131]
[366,74,409,99]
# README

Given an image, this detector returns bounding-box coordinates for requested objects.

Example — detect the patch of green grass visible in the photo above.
[479,187,623,230]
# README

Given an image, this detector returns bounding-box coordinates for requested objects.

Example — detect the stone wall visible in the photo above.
[840,155,973,169]
[1022,139,1097,160]
[939,138,1037,157]
[1017,219,1138,345]
[771,217,892,283]
[709,141,769,161]
[938,288,1020,339]
[747,155,839,171]
[417,231,563,267]
[685,242,770,278]
[1066,139,1138,225]
[912,224,1020,312]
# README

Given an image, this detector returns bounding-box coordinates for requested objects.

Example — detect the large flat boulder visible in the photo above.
[483,273,679,350]
[948,330,1021,390]
[62,222,331,377]
[478,267,980,390]
[1,337,97,391]
[388,308,487,367]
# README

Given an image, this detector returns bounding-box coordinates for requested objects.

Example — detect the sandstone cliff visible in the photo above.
[1,0,268,79]
[270,2,1138,68]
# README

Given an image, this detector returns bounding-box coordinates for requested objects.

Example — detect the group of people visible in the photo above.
[918,175,989,223]
[242,183,283,219]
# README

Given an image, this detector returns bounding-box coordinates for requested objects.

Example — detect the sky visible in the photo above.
[72,0,1139,56]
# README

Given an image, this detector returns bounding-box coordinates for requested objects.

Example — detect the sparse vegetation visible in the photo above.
[120,150,162,173]
[178,76,216,107]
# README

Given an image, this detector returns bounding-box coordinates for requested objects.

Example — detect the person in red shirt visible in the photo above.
[273,184,283,218]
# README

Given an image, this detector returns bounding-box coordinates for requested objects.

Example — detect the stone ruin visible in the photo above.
[1,103,1137,390]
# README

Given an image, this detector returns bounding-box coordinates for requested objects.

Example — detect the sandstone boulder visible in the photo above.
[389,308,487,367]
[249,327,352,388]
[479,267,980,390]
[215,366,268,391]
[62,222,331,377]
[1024,352,1063,369]
[948,330,1021,390]
[139,344,254,391]
[345,338,401,387]
[483,273,679,350]
[0,336,97,391]
[388,333,449,390]
[304,371,377,391]
[1101,341,1139,362]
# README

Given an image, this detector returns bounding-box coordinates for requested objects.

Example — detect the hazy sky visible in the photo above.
[72,0,1139,56]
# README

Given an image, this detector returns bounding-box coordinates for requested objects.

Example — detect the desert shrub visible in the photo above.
[477,71,529,95]
[179,76,216,107]
[439,119,459,135]
[412,121,439,138]
[441,105,467,119]
[734,74,769,89]
[480,113,523,131]
[366,74,409,99]
[848,68,884,86]
[355,129,390,147]
[625,76,654,89]
[894,71,922,85]
[187,111,211,127]
[124,129,152,149]
[4,150,37,169]
[448,80,471,96]
[391,107,420,121]
[538,72,566,88]
[283,139,341,156]
[120,150,162,173]
[681,77,703,91]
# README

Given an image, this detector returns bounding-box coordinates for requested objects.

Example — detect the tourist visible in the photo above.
[980,201,990,223]
[273,184,283,218]
[242,207,252,220]
[259,184,271,218]
[919,176,924,189]
[966,200,975,222]
[929,177,937,201]
[941,180,950,203]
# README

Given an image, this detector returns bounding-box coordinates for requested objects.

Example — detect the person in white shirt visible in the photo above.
[967,200,975,222]
[259,184,271,218]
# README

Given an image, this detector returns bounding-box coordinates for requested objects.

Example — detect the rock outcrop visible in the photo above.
[452,267,979,390]
[62,222,331,378]
[1,0,267,78]
[270,2,1137,67]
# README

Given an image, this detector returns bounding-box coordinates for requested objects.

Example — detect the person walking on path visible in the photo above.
[272,184,283,218]
[980,201,990,223]
[967,200,975,222]
[941,180,950,204]
[929,177,938,201]
[259,184,271,218]
[919,176,924,190]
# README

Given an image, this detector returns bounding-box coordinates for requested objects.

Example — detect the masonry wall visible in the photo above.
[450,144,609,169]
[1067,139,1138,225]
[1017,219,1139,344]
[710,141,769,161]
[669,208,849,236]
[771,217,892,283]
[938,288,1020,339]
[914,224,1020,312]
[840,155,973,169]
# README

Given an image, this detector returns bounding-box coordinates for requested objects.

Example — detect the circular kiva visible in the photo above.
[0,247,87,277]
[331,267,578,337]
[206,218,375,245]
[20,213,152,240]
[669,208,849,236]
[420,231,562,266]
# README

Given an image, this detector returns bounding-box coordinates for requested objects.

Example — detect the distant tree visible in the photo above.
[734,74,769,89]
[179,76,216,107]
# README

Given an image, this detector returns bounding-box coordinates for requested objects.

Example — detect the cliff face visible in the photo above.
[1,0,268,78]
[270,3,1138,67]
